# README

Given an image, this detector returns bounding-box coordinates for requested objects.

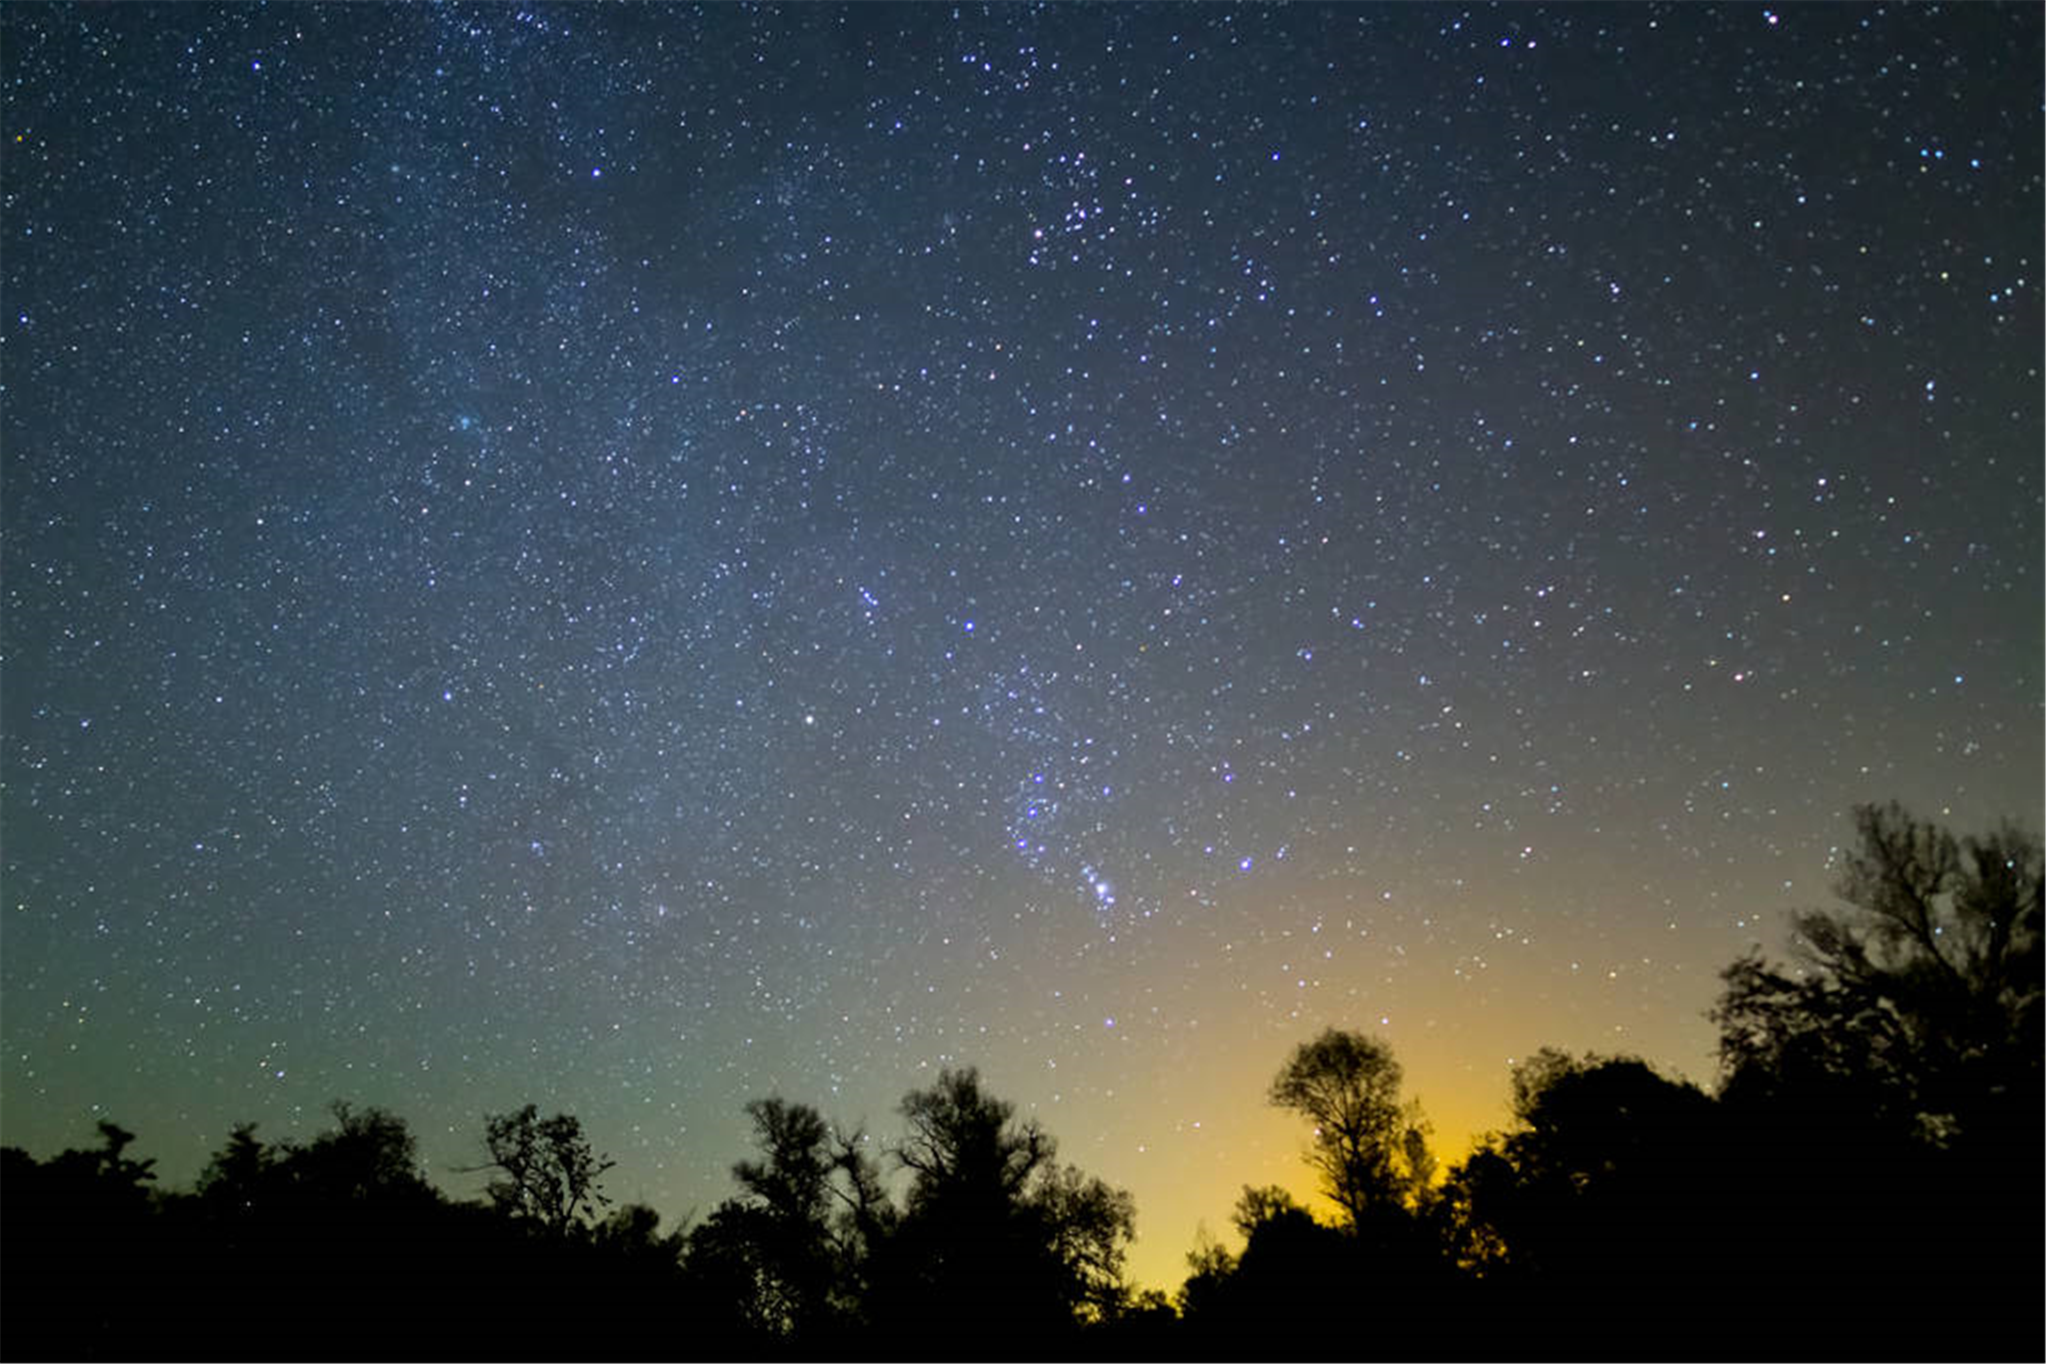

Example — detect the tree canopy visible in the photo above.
[874,1066,1137,1341]
[2,802,2037,1361]
[1712,800,2042,1152]
[692,1096,849,1340]
[476,1104,617,1234]
[1267,1026,1431,1226]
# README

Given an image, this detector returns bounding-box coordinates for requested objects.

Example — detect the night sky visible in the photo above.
[3,3,2039,1291]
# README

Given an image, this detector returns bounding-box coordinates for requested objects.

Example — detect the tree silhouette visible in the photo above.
[285,1101,431,1207]
[1708,804,2044,1362]
[1229,1184,1345,1307]
[1030,1160,1137,1323]
[880,1066,1058,1338]
[1267,1027,1429,1227]
[1427,1054,1732,1357]
[895,1067,1055,1213]
[1176,1224,1239,1323]
[1180,1165,1466,1355]
[1713,801,2041,1152]
[686,1199,804,1343]
[196,1122,273,1218]
[1228,1183,1306,1240]
[824,1122,896,1288]
[872,1067,1135,1345]
[709,1096,846,1339]
[1,1120,164,1359]
[592,1200,685,1264]
[586,1202,692,1353]
[737,1096,837,1272]
[475,1105,616,1235]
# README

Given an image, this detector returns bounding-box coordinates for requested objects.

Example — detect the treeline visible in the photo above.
[3,1079,1131,1361]
[4,803,2039,1361]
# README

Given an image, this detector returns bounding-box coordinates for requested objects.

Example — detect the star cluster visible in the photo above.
[3,3,2038,1290]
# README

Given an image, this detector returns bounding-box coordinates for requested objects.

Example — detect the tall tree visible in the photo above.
[876,1068,1133,1340]
[1268,1028,1429,1227]
[689,1099,900,1344]
[722,1097,842,1338]
[1712,801,2042,1150]
[475,1105,615,1234]
[1030,1161,1137,1323]
[894,1067,1054,1218]
[1707,804,2044,1361]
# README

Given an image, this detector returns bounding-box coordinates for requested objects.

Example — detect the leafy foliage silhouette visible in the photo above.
[689,1096,855,1342]
[868,1066,1137,1349]
[2,804,2036,1360]
[1267,1026,1434,1226]
[1713,800,2041,1151]
[1442,1051,1727,1349]
[1705,802,2043,1362]
[474,1104,617,1235]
